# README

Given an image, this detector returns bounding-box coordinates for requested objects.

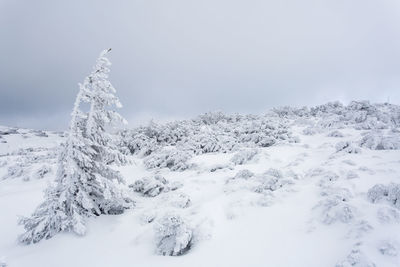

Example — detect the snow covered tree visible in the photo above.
[84,48,128,165]
[18,49,133,244]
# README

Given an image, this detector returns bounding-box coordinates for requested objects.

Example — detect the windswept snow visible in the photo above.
[1,101,400,266]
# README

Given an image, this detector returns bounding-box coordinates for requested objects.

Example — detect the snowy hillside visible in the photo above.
[1,101,400,267]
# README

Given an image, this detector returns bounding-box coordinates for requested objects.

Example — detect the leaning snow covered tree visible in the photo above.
[18,49,133,244]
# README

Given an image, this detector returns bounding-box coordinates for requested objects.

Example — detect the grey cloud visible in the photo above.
[1,0,400,130]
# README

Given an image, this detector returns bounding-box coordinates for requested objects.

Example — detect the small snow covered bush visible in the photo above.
[327,130,344,137]
[144,147,193,171]
[154,214,193,256]
[130,175,169,197]
[3,164,24,180]
[379,240,398,257]
[335,141,361,154]
[336,243,376,267]
[367,184,400,209]
[232,169,255,180]
[316,187,355,225]
[34,165,52,179]
[230,149,258,165]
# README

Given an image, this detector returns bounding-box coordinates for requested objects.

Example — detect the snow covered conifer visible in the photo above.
[84,48,128,165]
[18,49,132,244]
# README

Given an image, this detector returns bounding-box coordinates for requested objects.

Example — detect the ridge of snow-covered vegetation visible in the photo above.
[1,100,400,267]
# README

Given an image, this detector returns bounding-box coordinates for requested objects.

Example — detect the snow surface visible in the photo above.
[1,104,400,267]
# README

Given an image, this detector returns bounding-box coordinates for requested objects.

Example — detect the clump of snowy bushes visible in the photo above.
[120,100,400,173]
[360,131,400,150]
[130,175,182,197]
[230,149,259,165]
[144,147,193,171]
[327,130,344,137]
[130,175,169,197]
[154,214,193,256]
[121,112,297,171]
[272,101,400,130]
[367,184,400,209]
[310,101,400,130]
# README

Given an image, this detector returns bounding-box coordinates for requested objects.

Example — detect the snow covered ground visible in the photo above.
[1,102,400,267]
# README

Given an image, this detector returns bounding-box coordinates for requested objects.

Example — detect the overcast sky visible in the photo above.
[1,0,400,130]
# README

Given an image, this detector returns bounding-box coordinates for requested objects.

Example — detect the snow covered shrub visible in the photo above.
[335,141,361,154]
[19,49,133,244]
[3,164,24,180]
[232,169,255,180]
[309,101,400,130]
[181,129,237,155]
[33,130,48,137]
[264,168,283,178]
[327,130,344,137]
[0,127,18,135]
[359,132,400,150]
[316,187,355,224]
[379,240,398,257]
[254,170,293,193]
[34,165,51,179]
[367,184,400,209]
[230,149,258,165]
[310,101,344,116]
[144,147,193,171]
[336,243,376,267]
[120,111,295,161]
[154,214,193,256]
[130,175,169,197]
[209,163,234,172]
[317,197,355,225]
[272,106,309,118]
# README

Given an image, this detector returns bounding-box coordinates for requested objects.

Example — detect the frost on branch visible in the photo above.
[154,214,193,256]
